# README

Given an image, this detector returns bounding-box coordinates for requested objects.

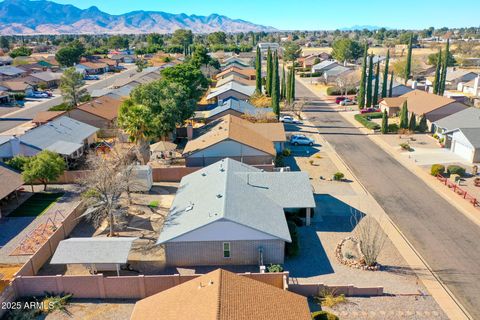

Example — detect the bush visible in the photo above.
[274,154,285,167]
[285,221,299,257]
[9,92,25,100]
[354,114,380,130]
[430,164,445,176]
[49,103,72,111]
[311,311,339,320]
[282,148,291,156]
[333,172,344,181]
[326,87,357,96]
[399,142,413,151]
[148,200,159,208]
[387,123,399,133]
[267,264,284,272]
[447,165,466,177]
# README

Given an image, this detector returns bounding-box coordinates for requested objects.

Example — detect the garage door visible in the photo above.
[452,141,473,161]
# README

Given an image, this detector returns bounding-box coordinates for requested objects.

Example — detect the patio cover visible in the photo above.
[50,237,137,265]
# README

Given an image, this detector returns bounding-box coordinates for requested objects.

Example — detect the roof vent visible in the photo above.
[185,203,194,212]
[216,194,223,198]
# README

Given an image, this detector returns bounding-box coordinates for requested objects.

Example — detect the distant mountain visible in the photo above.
[340,25,387,31]
[0,0,276,34]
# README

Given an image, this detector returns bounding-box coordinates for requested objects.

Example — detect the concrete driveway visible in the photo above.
[400,148,471,166]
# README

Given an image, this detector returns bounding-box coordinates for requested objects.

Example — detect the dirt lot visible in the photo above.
[45,299,135,320]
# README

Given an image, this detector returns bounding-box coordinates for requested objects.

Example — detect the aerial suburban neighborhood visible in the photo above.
[0,0,480,319]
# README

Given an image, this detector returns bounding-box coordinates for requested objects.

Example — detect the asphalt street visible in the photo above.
[296,79,480,319]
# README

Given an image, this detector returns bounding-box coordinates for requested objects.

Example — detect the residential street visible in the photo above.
[0,65,138,133]
[295,79,480,319]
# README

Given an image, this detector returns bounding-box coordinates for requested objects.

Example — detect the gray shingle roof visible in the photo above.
[19,116,98,155]
[206,82,255,100]
[0,66,26,76]
[434,108,480,131]
[156,159,315,244]
[197,98,272,119]
[457,128,480,148]
[50,237,137,264]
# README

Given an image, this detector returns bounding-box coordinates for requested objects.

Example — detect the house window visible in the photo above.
[223,242,231,258]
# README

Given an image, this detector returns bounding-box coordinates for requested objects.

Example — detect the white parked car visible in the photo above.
[290,134,314,146]
[280,115,301,124]
[340,98,356,106]
[31,92,49,98]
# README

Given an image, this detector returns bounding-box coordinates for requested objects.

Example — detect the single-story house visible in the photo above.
[221,58,250,69]
[206,82,255,103]
[433,107,480,137]
[50,237,137,276]
[444,128,480,163]
[67,96,123,135]
[0,162,23,218]
[323,66,351,83]
[215,74,255,88]
[195,98,273,123]
[130,269,311,320]
[0,80,34,96]
[299,54,321,68]
[398,90,468,130]
[379,97,407,117]
[26,71,62,88]
[256,42,282,57]
[156,158,315,266]
[78,62,109,75]
[458,76,479,96]
[0,90,10,104]
[32,111,65,125]
[183,114,285,167]
[445,68,478,90]
[311,60,340,74]
[215,67,256,81]
[18,116,98,161]
[0,56,13,66]
[111,67,161,88]
[0,66,26,80]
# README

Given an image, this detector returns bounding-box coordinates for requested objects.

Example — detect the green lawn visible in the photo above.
[8,193,64,218]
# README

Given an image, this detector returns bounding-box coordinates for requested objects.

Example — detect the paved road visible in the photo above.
[0,66,138,133]
[296,79,480,319]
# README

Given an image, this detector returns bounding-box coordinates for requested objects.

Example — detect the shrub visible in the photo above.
[267,264,284,273]
[316,291,347,308]
[49,103,72,111]
[354,114,380,130]
[282,148,291,156]
[148,200,159,208]
[274,154,285,167]
[399,142,413,151]
[9,92,25,101]
[430,164,445,176]
[326,87,357,96]
[333,172,344,181]
[433,133,439,139]
[311,311,339,320]
[387,123,399,133]
[447,165,466,177]
[285,221,299,257]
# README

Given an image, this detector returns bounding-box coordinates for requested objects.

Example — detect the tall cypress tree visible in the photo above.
[266,48,272,96]
[255,47,262,94]
[399,101,409,129]
[381,109,388,134]
[432,48,442,95]
[389,71,394,97]
[439,39,450,96]
[281,66,286,99]
[286,67,292,105]
[290,67,295,102]
[381,49,390,98]
[358,43,368,109]
[373,60,380,106]
[418,114,428,132]
[408,112,416,132]
[366,54,373,108]
[271,51,280,119]
[405,33,413,84]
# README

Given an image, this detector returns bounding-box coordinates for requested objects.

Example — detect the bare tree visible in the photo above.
[351,210,387,267]
[336,71,361,97]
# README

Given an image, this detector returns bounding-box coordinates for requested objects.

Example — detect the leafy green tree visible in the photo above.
[171,29,193,47]
[161,63,208,101]
[147,33,164,46]
[5,155,30,172]
[107,35,129,49]
[9,46,32,58]
[22,151,65,191]
[255,47,262,93]
[366,55,373,108]
[0,36,10,50]
[389,71,394,97]
[266,48,273,96]
[271,51,280,119]
[207,32,227,46]
[381,109,388,134]
[408,112,416,132]
[404,34,413,84]
[331,38,363,62]
[432,48,442,95]
[283,41,301,62]
[55,41,85,67]
[358,43,368,109]
[398,32,418,45]
[381,50,390,98]
[373,61,380,106]
[135,59,148,72]
[399,101,409,129]
[60,67,88,107]
[418,114,428,132]
[190,45,210,68]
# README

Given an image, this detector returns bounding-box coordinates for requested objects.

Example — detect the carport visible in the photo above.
[50,237,137,276]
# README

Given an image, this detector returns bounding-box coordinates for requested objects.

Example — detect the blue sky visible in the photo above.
[53,0,480,30]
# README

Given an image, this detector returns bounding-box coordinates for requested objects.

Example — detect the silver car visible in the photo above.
[290,134,314,146]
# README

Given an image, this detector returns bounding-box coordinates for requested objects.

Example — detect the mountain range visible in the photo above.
[0,0,276,35]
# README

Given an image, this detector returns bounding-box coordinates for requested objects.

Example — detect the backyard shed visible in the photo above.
[50,237,137,276]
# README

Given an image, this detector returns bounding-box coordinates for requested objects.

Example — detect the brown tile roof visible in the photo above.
[216,66,255,80]
[130,269,311,320]
[380,97,407,108]
[0,162,23,200]
[0,80,31,91]
[32,111,65,124]
[400,90,467,117]
[76,96,123,120]
[80,61,108,69]
[183,114,285,156]
[215,75,256,88]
